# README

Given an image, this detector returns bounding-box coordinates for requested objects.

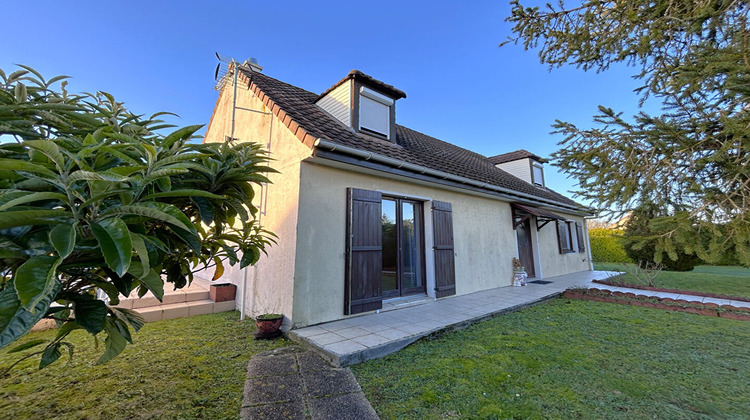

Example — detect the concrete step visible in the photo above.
[116,288,211,309]
[135,299,236,323]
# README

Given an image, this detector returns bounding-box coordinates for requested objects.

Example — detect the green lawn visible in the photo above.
[0,311,290,419]
[352,299,750,419]
[594,263,750,299]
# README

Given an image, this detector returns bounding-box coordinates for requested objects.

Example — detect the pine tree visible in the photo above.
[503,0,750,266]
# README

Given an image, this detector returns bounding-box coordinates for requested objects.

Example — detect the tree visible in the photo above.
[623,204,701,271]
[502,0,750,266]
[0,65,276,370]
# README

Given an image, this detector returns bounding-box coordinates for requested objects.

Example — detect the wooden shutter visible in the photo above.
[556,220,567,254]
[575,222,585,253]
[345,188,383,315]
[432,201,456,298]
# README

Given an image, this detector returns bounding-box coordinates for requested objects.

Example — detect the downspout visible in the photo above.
[230,60,238,143]
[313,138,590,215]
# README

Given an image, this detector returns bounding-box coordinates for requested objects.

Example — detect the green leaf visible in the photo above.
[55,321,83,340]
[100,202,195,233]
[138,269,164,301]
[90,218,132,277]
[15,82,27,102]
[141,189,225,200]
[39,343,62,369]
[97,318,128,364]
[14,255,62,312]
[240,247,261,268]
[24,140,65,170]
[110,307,145,332]
[0,210,73,229]
[130,234,150,273]
[0,192,67,211]
[8,338,47,353]
[72,298,107,334]
[0,158,56,177]
[162,125,202,149]
[0,280,61,349]
[49,224,76,259]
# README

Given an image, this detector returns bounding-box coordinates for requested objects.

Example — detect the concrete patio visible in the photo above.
[289,270,613,366]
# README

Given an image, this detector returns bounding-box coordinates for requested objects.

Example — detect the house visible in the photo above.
[204,61,594,329]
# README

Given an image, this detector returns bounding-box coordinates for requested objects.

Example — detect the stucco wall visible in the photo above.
[291,162,589,327]
[204,79,311,325]
[537,215,591,278]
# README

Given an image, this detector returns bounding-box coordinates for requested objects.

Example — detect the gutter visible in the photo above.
[313,138,592,215]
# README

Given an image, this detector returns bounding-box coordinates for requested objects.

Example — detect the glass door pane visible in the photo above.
[381,199,398,295]
[401,201,422,290]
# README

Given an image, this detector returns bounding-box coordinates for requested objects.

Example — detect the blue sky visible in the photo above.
[1,1,656,208]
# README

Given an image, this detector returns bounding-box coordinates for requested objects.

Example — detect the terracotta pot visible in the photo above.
[210,283,237,302]
[255,315,283,339]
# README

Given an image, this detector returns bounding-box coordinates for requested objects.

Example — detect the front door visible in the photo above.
[382,198,426,298]
[516,218,536,278]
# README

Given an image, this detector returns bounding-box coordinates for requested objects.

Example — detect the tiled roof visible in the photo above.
[238,68,582,210]
[488,149,548,165]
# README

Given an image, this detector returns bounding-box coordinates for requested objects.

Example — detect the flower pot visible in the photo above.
[255,314,283,340]
[210,283,237,302]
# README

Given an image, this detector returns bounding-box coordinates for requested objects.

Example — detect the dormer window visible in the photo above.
[358,87,393,138]
[532,162,544,187]
[315,70,405,143]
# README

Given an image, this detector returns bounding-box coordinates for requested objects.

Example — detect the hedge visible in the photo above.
[589,228,632,264]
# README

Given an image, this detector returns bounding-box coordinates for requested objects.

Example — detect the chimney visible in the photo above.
[243,57,263,73]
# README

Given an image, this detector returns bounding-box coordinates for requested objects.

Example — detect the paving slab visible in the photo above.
[242,346,378,420]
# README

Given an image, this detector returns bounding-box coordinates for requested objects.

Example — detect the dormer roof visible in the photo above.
[487,149,548,165]
[316,70,406,102]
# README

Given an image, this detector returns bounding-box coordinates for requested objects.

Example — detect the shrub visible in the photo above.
[588,228,631,263]
[0,65,276,369]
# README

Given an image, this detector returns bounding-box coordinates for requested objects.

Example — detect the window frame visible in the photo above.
[557,220,575,254]
[531,162,545,187]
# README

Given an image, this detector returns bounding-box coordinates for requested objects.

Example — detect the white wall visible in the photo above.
[315,80,351,127]
[495,158,532,184]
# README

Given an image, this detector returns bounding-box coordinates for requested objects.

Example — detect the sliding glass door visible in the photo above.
[382,198,425,298]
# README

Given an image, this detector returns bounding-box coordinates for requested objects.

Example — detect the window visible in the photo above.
[532,163,544,187]
[575,222,586,253]
[557,220,575,253]
[359,87,393,138]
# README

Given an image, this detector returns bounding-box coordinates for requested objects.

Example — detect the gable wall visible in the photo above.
[204,79,312,326]
[495,158,532,184]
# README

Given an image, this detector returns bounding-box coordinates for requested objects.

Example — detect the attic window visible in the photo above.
[359,87,393,138]
[532,163,544,187]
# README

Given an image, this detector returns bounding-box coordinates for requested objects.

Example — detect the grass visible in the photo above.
[594,263,750,299]
[0,311,290,419]
[352,299,750,419]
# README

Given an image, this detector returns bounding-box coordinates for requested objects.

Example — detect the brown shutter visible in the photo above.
[432,201,456,298]
[575,222,585,253]
[557,220,565,254]
[345,188,383,315]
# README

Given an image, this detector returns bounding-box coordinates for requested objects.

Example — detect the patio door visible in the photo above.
[381,198,426,298]
[516,218,536,278]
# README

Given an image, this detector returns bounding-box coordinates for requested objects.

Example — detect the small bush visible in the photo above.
[589,228,631,263]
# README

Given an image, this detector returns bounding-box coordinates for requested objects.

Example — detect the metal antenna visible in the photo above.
[214,52,236,91]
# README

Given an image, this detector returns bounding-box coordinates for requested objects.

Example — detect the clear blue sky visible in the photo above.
[1,0,656,206]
